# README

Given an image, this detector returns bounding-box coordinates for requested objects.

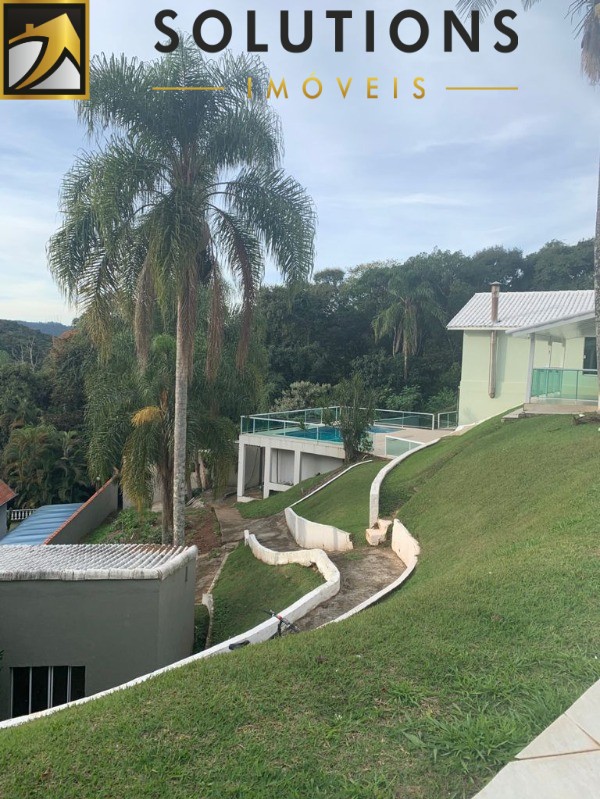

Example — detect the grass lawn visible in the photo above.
[294,459,385,543]
[236,472,335,519]
[1,415,599,798]
[210,544,323,644]
[85,508,162,544]
[193,604,210,653]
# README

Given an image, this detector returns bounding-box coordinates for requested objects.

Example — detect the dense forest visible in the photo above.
[0,237,593,509]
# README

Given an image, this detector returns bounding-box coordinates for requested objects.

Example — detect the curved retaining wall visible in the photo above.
[368,440,439,527]
[0,534,339,732]
[285,460,373,552]
[328,520,420,625]
[244,531,340,614]
[284,507,353,552]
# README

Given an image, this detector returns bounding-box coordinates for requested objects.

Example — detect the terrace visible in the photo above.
[237,406,456,500]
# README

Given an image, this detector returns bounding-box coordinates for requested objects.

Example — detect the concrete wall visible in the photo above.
[0,505,6,539]
[368,441,438,527]
[237,432,345,501]
[157,559,196,666]
[46,479,119,545]
[0,568,195,721]
[244,531,340,615]
[285,506,353,552]
[458,331,531,425]
[300,453,343,482]
[269,448,295,486]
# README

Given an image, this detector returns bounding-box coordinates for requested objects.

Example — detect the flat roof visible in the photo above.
[0,504,83,546]
[0,544,197,581]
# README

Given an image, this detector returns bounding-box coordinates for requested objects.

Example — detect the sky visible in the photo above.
[0,1,598,323]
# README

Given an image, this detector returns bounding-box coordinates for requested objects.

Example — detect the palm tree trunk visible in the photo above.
[173,296,189,546]
[161,472,173,545]
[595,153,600,411]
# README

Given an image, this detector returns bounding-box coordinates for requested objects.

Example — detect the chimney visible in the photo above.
[490,282,501,324]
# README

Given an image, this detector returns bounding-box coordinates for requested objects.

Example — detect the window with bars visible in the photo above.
[11,666,85,718]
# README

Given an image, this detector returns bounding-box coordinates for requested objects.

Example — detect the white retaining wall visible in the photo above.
[284,507,353,552]
[285,460,374,552]
[328,520,420,625]
[244,531,340,613]
[368,440,439,527]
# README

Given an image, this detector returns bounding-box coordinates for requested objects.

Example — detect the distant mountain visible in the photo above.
[15,320,72,337]
[0,320,53,368]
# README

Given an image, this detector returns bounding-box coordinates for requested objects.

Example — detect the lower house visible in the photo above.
[448,285,598,425]
[0,481,16,538]
[0,478,118,546]
[237,407,442,501]
[0,544,197,720]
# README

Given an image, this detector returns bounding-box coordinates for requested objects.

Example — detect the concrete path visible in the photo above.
[474,679,600,799]
[210,501,406,629]
[297,548,405,631]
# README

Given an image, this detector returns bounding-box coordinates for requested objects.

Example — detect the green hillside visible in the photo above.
[15,321,72,338]
[0,415,598,799]
[0,320,52,366]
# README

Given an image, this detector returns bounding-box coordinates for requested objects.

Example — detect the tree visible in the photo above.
[49,45,316,544]
[372,264,445,380]
[272,381,332,412]
[2,425,92,508]
[456,1,600,406]
[86,327,236,543]
[336,374,375,464]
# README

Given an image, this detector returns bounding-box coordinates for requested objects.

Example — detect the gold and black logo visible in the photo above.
[1,0,89,99]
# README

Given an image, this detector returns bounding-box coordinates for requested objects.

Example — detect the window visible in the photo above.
[583,337,597,372]
[10,666,85,718]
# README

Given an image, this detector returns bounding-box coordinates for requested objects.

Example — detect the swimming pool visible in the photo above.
[279,423,404,443]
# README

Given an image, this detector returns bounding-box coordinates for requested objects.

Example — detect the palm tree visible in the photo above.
[49,45,316,544]
[372,266,445,380]
[86,328,232,543]
[456,1,600,406]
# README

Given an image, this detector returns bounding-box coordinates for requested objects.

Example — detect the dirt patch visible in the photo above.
[184,507,221,555]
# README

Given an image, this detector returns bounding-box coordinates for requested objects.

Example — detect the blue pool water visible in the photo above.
[280,424,404,443]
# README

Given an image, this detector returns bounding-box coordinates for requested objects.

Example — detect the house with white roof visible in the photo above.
[448,285,597,425]
[0,544,197,720]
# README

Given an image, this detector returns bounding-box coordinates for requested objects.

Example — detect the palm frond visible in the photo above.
[224,167,316,284]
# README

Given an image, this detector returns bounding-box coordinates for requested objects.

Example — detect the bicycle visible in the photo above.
[262,608,300,638]
[228,608,299,651]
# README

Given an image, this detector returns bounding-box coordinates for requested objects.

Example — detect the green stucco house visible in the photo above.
[448,286,598,425]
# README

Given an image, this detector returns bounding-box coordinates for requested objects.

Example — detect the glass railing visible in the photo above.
[385,437,423,458]
[437,411,458,430]
[373,409,435,430]
[241,406,435,436]
[531,368,598,403]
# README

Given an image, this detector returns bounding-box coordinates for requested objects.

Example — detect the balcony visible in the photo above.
[530,368,598,405]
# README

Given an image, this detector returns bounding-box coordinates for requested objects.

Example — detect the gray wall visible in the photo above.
[0,567,195,720]
[157,559,196,666]
[47,479,119,545]
[0,505,6,539]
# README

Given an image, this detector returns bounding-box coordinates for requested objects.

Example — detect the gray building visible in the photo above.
[0,481,16,539]
[0,544,197,720]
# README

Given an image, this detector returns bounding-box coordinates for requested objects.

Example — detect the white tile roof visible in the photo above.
[0,544,197,581]
[447,290,594,330]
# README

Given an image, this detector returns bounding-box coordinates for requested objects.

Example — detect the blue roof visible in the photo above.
[0,504,83,546]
